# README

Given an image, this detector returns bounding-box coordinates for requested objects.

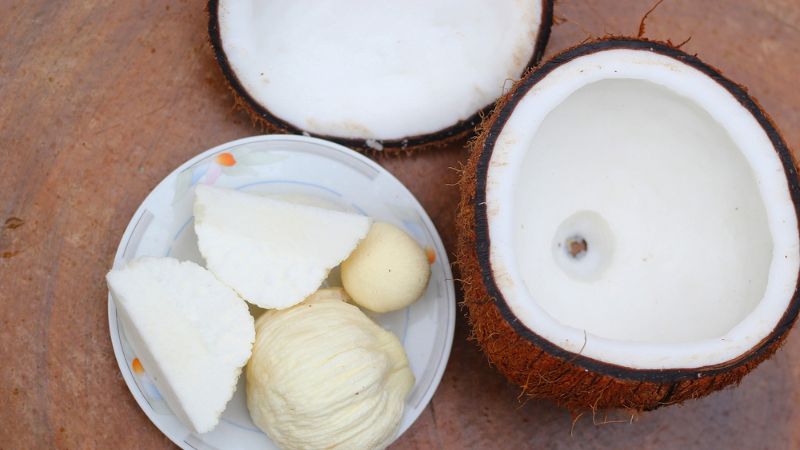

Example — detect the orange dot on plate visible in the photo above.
[425,247,436,265]
[215,152,237,167]
[132,358,144,374]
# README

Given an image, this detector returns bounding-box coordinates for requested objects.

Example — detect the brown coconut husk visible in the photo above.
[456,37,800,412]
[206,0,554,153]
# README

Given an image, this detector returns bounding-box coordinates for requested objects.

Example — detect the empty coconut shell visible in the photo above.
[457,38,800,411]
[208,0,553,152]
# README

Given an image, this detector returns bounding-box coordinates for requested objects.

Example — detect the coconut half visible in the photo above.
[208,0,553,151]
[457,39,800,411]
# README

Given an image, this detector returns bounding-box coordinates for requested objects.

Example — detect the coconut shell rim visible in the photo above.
[471,37,800,383]
[206,0,554,152]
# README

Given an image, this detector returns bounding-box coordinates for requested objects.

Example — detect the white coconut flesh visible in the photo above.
[486,49,799,370]
[216,0,543,142]
[193,185,372,309]
[106,257,254,433]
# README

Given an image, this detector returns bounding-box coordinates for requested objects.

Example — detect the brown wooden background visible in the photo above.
[2,0,800,448]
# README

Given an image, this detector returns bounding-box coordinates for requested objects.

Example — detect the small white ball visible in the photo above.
[341,222,431,313]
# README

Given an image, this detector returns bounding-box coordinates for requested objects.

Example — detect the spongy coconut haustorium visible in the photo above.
[207,0,553,152]
[457,38,800,411]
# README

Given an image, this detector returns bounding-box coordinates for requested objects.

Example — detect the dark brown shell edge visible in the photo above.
[456,37,800,411]
[207,0,554,153]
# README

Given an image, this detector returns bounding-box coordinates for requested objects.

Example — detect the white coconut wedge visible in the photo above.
[457,39,800,411]
[208,0,553,151]
[106,257,255,433]
[193,185,371,309]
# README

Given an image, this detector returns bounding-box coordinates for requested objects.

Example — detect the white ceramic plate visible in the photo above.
[108,135,456,450]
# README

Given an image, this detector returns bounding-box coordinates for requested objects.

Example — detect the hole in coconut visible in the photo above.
[551,210,613,282]
[512,79,773,344]
[565,236,587,259]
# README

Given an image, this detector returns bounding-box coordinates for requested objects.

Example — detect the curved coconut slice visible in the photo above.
[457,39,800,411]
[106,257,255,433]
[208,0,553,151]
[193,185,371,309]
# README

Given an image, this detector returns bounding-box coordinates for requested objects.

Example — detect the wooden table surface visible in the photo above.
[3,1,800,448]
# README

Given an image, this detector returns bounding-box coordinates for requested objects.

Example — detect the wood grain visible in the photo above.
[1,0,799,448]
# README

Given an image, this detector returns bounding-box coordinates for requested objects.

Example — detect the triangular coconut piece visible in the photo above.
[193,185,372,309]
[106,257,254,434]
